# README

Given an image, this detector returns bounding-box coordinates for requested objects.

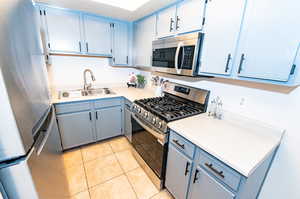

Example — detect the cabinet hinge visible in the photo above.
[202,17,206,26]
[290,64,296,75]
[43,10,46,16]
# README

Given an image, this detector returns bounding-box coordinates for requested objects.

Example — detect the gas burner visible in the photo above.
[132,82,210,133]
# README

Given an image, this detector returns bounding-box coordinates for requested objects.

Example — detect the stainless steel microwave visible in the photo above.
[152,32,204,76]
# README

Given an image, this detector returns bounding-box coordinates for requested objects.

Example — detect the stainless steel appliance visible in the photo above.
[0,0,69,198]
[130,82,210,189]
[152,32,205,76]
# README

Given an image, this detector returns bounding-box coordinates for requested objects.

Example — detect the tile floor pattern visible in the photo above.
[62,136,174,199]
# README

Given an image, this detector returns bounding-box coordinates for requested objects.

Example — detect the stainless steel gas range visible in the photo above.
[130,82,210,190]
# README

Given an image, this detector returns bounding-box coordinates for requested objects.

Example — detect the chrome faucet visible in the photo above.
[83,69,96,92]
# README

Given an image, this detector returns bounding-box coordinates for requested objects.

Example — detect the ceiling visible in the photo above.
[35,0,180,21]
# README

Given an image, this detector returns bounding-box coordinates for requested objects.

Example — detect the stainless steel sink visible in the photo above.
[60,88,115,98]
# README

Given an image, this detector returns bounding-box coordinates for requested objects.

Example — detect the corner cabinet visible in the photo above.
[112,22,129,65]
[43,7,82,53]
[165,131,277,199]
[235,0,300,82]
[55,98,123,150]
[133,15,156,67]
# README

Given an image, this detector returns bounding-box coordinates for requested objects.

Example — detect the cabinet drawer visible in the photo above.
[169,131,195,158]
[198,150,241,191]
[55,101,91,114]
[94,98,121,109]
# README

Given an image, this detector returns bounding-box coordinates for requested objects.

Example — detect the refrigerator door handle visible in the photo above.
[35,107,55,156]
[0,181,8,199]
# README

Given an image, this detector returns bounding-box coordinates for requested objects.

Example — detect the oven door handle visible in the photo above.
[131,113,166,145]
[175,42,184,74]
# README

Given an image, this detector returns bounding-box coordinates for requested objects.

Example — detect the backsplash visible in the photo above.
[47,56,137,91]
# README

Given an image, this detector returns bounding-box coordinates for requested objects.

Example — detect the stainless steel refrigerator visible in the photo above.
[0,0,69,198]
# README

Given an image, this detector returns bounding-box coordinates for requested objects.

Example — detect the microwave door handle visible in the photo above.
[175,42,184,74]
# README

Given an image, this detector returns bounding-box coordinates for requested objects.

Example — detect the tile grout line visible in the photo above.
[80,147,92,199]
[124,171,139,199]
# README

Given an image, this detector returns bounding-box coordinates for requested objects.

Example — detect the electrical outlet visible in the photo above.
[240,98,245,106]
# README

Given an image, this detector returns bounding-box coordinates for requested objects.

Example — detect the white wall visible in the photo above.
[155,76,300,199]
[47,56,138,91]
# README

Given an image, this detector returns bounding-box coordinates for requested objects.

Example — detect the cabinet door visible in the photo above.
[165,144,192,199]
[236,0,300,81]
[57,111,94,149]
[157,6,176,38]
[133,15,156,66]
[44,8,82,53]
[176,0,205,34]
[113,22,129,65]
[189,167,235,199]
[199,0,245,75]
[96,106,122,140]
[124,106,132,142]
[84,15,112,55]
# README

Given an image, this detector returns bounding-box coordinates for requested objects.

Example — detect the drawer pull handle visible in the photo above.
[95,111,98,120]
[184,162,190,176]
[205,163,225,179]
[173,139,185,149]
[193,169,199,183]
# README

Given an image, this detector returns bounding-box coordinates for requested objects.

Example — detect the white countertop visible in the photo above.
[52,87,284,177]
[168,112,284,177]
[52,86,157,104]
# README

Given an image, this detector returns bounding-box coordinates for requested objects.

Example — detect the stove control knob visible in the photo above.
[144,112,148,118]
[158,121,162,128]
[152,117,156,124]
[138,108,142,113]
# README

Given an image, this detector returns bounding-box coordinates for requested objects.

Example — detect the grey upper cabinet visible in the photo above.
[57,111,94,149]
[44,7,82,53]
[199,0,245,75]
[133,15,156,67]
[189,167,235,199]
[235,0,300,82]
[112,22,129,65]
[95,106,122,140]
[83,15,113,56]
[165,144,193,199]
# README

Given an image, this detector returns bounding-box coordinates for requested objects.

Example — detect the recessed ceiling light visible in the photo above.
[90,0,151,11]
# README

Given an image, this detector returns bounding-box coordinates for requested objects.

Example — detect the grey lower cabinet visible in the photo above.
[189,167,235,199]
[165,130,276,199]
[165,144,193,199]
[56,111,94,149]
[124,100,132,142]
[55,98,123,150]
[95,106,122,140]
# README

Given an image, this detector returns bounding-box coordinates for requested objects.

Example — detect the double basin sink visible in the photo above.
[59,88,116,99]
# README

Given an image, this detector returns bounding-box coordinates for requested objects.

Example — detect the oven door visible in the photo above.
[131,113,168,179]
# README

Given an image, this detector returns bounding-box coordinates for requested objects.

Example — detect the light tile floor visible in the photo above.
[63,136,174,199]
